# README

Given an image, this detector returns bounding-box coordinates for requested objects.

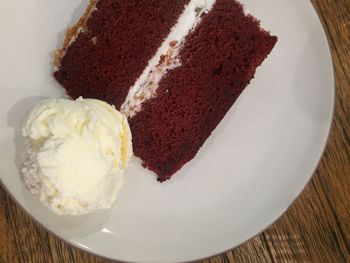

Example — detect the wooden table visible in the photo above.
[1,0,349,262]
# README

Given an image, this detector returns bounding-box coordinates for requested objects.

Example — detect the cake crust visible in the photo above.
[54,0,98,69]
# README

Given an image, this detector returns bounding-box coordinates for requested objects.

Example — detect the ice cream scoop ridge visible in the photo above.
[22,97,132,215]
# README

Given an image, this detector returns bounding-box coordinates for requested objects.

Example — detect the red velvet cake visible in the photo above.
[54,0,277,181]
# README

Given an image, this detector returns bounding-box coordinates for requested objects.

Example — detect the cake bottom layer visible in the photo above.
[129,0,277,181]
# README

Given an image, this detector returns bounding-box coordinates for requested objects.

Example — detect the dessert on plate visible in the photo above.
[54,0,277,181]
[22,97,132,215]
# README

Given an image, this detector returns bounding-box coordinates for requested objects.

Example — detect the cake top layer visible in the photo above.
[54,0,190,108]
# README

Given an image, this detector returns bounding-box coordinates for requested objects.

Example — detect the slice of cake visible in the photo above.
[54,0,277,181]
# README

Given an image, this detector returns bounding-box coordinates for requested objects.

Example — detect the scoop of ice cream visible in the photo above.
[22,97,132,215]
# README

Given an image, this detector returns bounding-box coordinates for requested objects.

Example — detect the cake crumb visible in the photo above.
[91,36,98,45]
[169,40,178,47]
[159,55,166,64]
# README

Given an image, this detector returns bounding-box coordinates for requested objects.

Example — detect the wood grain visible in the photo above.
[1,0,349,262]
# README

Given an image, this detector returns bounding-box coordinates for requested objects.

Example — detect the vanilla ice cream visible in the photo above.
[22,97,132,215]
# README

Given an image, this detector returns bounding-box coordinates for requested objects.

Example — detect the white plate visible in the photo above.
[0,0,334,262]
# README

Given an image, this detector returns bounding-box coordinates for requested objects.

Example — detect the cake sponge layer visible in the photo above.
[54,0,190,109]
[129,0,277,181]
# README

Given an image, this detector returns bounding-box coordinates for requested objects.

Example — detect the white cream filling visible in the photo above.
[120,0,216,118]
